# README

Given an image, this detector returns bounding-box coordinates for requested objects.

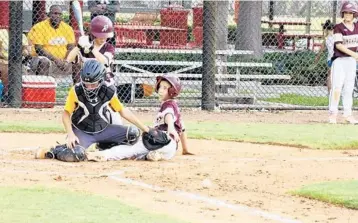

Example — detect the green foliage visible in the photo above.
[62,13,91,24]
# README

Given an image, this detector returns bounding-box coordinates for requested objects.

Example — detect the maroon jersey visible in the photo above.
[80,42,115,59]
[333,22,358,58]
[154,100,184,134]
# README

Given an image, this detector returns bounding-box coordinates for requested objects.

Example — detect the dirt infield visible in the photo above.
[2,109,358,223]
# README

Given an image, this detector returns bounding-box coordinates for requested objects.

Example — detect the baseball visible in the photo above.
[202,179,213,188]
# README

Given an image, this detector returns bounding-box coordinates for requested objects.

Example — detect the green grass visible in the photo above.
[291,180,358,209]
[0,186,187,223]
[0,121,64,133]
[3,120,358,150]
[263,94,358,106]
[185,122,358,150]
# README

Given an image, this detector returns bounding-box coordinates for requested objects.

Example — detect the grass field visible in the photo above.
[291,180,358,210]
[264,94,358,107]
[0,186,186,223]
[2,120,358,150]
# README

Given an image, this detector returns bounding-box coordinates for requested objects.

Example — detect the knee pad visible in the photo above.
[124,126,140,145]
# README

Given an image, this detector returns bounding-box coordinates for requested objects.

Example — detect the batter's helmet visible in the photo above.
[340,2,358,18]
[155,74,182,98]
[90,15,114,39]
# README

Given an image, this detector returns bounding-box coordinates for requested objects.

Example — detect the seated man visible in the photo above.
[0,29,31,99]
[27,5,75,77]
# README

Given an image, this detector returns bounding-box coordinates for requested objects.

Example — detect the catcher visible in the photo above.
[34,60,151,162]
[86,74,194,162]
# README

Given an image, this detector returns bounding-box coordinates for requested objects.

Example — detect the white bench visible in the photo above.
[113,72,291,103]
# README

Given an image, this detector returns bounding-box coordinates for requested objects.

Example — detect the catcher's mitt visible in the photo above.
[142,128,171,151]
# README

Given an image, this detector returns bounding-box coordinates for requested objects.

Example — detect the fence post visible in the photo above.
[332,0,337,25]
[201,1,216,111]
[8,0,23,107]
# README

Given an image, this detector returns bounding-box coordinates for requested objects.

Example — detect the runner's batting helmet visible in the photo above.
[155,74,182,98]
[90,15,114,39]
[340,2,358,18]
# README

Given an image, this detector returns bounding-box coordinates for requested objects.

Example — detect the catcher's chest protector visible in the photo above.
[72,85,115,133]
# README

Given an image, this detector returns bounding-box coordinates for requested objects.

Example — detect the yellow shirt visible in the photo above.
[0,29,29,60]
[27,19,75,59]
[64,87,124,114]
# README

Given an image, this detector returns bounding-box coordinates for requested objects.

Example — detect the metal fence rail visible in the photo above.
[0,0,351,110]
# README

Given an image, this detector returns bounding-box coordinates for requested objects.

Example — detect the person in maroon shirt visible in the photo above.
[86,74,194,162]
[329,1,358,124]
[66,15,122,125]
[66,15,115,84]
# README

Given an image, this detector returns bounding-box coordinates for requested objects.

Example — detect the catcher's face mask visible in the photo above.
[81,79,103,103]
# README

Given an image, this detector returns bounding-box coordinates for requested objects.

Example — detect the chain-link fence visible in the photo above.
[0,0,354,110]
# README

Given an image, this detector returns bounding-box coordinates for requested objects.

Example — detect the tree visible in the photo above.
[235,1,263,58]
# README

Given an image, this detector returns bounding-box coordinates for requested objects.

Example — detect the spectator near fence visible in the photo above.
[27,5,75,77]
[87,0,120,46]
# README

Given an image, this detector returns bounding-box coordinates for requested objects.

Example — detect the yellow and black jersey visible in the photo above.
[64,84,124,133]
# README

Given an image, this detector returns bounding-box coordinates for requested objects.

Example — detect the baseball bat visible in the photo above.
[72,0,85,36]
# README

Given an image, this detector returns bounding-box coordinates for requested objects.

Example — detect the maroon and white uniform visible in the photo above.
[154,100,184,135]
[79,42,115,65]
[97,100,183,161]
[329,22,358,116]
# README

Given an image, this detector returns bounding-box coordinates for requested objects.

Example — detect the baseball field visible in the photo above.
[1,108,358,223]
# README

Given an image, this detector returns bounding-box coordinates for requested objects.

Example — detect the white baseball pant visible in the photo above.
[329,57,357,116]
[98,136,177,161]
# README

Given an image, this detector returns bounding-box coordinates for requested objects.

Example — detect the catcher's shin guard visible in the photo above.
[53,144,87,162]
[35,144,87,162]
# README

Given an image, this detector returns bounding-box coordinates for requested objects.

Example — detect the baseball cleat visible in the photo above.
[34,148,54,159]
[146,151,164,161]
[328,114,337,124]
[344,116,358,124]
[86,151,107,162]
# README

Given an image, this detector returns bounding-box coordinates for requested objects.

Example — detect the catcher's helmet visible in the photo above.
[340,1,358,18]
[80,60,106,102]
[90,15,114,39]
[155,74,182,98]
[80,59,106,83]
